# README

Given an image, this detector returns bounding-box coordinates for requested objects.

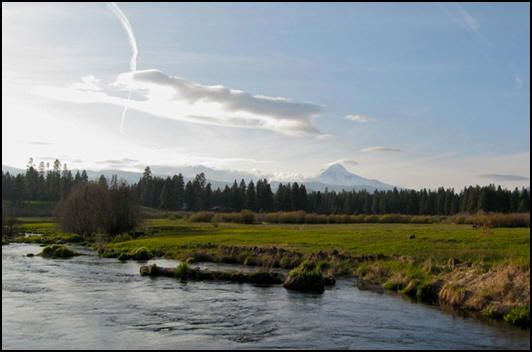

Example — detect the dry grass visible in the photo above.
[439,265,530,319]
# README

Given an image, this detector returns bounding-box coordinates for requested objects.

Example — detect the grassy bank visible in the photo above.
[110,219,530,326]
[9,217,530,326]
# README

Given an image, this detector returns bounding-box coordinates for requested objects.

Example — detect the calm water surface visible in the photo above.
[2,243,529,350]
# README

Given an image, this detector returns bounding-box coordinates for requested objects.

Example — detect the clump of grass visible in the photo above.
[383,272,409,291]
[174,263,190,279]
[38,244,80,259]
[118,247,154,261]
[283,266,325,293]
[439,283,470,306]
[503,306,530,327]
[299,260,317,271]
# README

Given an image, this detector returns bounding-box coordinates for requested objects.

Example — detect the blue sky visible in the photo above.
[2,2,530,190]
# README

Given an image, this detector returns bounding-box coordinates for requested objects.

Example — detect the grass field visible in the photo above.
[105,219,530,268]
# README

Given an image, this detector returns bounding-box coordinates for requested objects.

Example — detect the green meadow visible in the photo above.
[104,219,530,268]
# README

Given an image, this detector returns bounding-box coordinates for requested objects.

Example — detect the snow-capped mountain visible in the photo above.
[2,163,397,192]
[302,163,397,192]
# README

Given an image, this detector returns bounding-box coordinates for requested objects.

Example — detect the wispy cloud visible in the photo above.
[344,114,376,123]
[362,147,404,153]
[26,141,53,146]
[317,134,335,140]
[435,2,491,46]
[480,174,530,182]
[96,158,139,165]
[33,69,323,137]
[326,159,360,167]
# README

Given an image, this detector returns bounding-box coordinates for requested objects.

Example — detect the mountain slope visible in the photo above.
[304,163,397,192]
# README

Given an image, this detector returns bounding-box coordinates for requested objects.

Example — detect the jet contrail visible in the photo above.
[107,2,138,133]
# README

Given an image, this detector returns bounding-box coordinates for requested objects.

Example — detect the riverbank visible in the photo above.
[8,219,531,326]
[4,242,529,350]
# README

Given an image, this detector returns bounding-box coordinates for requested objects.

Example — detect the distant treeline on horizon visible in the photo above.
[2,160,530,216]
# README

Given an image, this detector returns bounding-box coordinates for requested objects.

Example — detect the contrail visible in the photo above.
[107,2,138,133]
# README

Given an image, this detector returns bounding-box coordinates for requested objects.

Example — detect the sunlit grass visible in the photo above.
[107,219,530,268]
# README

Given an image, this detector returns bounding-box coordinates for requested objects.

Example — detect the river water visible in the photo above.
[2,243,530,350]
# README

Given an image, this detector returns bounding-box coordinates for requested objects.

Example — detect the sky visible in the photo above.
[2,2,530,190]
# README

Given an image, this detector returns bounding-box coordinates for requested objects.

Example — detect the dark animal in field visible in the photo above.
[409,234,416,239]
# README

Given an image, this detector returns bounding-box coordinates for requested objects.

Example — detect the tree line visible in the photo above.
[2,161,530,216]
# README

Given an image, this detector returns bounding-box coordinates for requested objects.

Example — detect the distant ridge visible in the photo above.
[2,163,398,192]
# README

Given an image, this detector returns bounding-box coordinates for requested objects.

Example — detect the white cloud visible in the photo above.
[33,69,323,137]
[362,146,404,153]
[71,75,101,91]
[344,114,376,123]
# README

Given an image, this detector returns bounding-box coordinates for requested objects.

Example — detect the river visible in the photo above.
[2,243,530,350]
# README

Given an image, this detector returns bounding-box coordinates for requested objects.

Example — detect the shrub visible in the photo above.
[56,183,140,236]
[364,215,379,223]
[410,215,436,224]
[188,211,215,223]
[379,214,410,223]
[240,210,256,224]
[2,203,18,236]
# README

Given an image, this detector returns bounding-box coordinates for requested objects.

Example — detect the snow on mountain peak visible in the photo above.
[306,163,395,190]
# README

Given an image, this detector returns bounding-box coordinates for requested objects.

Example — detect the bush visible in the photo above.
[364,215,380,223]
[187,211,215,223]
[379,214,410,223]
[410,215,435,224]
[240,210,256,224]
[56,183,140,236]
[2,203,18,236]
